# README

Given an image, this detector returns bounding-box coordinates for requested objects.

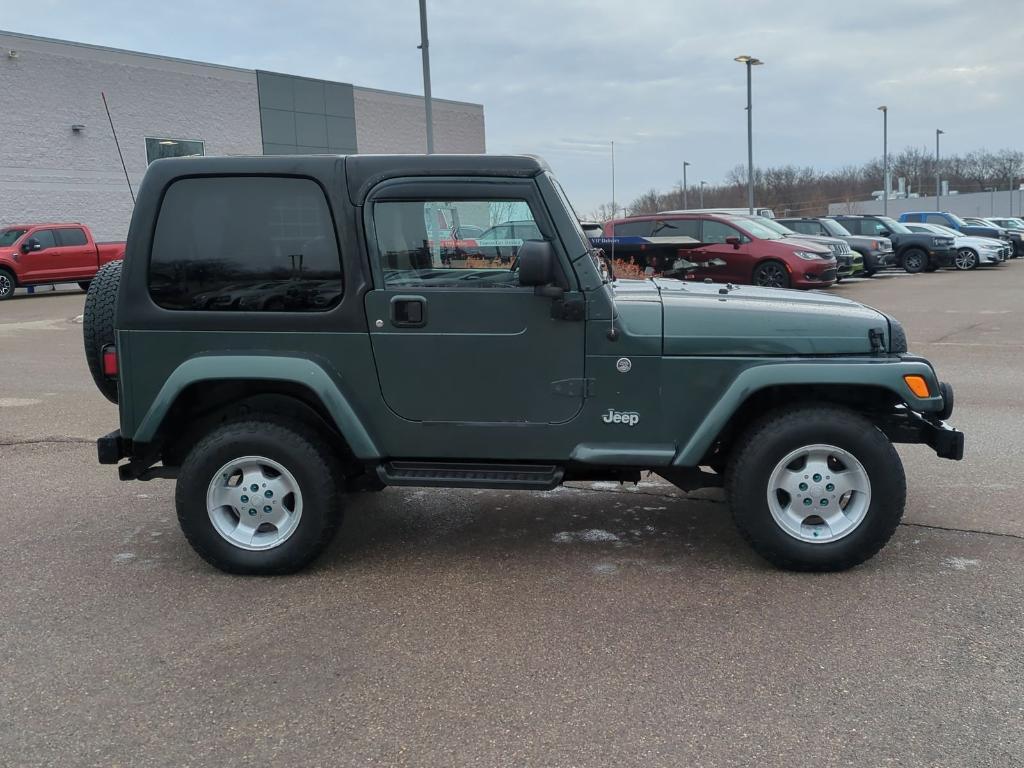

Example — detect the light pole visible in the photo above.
[935,129,944,210]
[683,161,690,209]
[734,55,764,214]
[418,0,435,154]
[878,106,888,217]
[699,180,708,207]
[985,187,995,215]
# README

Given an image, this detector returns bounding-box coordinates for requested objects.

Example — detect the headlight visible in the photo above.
[794,251,820,260]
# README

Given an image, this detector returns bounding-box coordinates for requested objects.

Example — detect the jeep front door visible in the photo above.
[363,183,586,425]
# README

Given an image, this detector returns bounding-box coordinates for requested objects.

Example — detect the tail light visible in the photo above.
[101,345,118,377]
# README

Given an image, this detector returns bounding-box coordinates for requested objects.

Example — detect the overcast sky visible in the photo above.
[6,0,1023,213]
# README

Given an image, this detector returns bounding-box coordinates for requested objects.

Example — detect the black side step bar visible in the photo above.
[378,461,564,490]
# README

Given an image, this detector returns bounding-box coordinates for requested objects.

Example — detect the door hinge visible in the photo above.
[551,297,586,322]
[551,378,595,398]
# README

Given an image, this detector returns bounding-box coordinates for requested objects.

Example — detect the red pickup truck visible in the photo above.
[0,223,125,299]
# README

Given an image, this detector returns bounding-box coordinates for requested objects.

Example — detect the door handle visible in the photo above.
[390,295,427,327]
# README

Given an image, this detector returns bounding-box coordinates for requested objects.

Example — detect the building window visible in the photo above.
[145,137,205,164]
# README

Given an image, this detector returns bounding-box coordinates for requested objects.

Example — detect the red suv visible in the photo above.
[603,212,837,289]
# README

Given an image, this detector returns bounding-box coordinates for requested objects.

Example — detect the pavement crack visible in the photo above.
[899,521,1024,542]
[0,436,94,447]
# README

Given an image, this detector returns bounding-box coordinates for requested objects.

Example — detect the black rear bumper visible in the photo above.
[97,430,128,464]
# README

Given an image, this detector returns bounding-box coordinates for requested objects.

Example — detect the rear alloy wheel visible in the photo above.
[955,248,979,271]
[176,419,342,574]
[753,261,790,289]
[902,249,926,273]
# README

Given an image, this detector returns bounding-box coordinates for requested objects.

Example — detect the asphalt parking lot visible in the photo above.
[2,270,1022,767]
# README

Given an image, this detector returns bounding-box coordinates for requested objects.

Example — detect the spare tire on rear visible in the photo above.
[83,260,122,404]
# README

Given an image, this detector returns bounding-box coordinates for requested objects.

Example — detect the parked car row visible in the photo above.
[587,208,1017,290]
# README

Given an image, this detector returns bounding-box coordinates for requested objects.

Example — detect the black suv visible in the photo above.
[829,215,955,273]
[778,217,895,276]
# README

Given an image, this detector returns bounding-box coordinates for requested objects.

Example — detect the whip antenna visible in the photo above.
[102,91,135,204]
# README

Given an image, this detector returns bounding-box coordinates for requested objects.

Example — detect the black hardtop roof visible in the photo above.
[142,153,550,206]
[345,154,549,204]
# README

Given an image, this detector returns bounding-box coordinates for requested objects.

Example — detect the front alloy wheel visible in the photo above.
[753,261,790,288]
[766,444,871,543]
[0,271,13,299]
[955,248,978,270]
[726,405,906,571]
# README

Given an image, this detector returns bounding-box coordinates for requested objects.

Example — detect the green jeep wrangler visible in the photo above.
[83,154,963,575]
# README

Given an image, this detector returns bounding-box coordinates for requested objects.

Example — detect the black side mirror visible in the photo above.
[878,229,890,237]
[725,236,741,249]
[517,240,556,287]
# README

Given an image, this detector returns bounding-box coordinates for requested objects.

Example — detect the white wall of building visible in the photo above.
[0,31,263,241]
[353,86,486,155]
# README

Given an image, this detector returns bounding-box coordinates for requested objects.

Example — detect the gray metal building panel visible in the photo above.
[326,82,356,118]
[293,78,325,114]
[257,70,357,155]
[259,108,296,145]
[255,71,295,110]
[295,112,328,147]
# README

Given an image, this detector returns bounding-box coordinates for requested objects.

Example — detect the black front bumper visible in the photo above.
[883,409,964,460]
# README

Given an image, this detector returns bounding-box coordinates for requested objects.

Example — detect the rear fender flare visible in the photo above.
[133,355,380,459]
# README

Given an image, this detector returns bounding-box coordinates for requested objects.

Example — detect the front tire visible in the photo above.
[955,248,979,271]
[725,405,905,571]
[901,248,926,273]
[175,419,342,574]
[752,260,791,289]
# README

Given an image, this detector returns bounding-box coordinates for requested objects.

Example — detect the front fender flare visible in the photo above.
[672,359,943,467]
[132,355,380,459]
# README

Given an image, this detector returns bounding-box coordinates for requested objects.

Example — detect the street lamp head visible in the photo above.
[937,128,945,136]
[877,105,887,112]
[683,160,691,168]
[734,55,763,65]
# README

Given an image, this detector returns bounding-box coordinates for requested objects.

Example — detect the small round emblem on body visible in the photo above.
[615,357,632,373]
[375,319,384,328]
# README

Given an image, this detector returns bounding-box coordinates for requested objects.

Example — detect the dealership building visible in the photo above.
[0,30,486,240]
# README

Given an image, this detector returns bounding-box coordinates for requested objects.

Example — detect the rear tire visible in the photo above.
[725,405,905,571]
[901,249,926,273]
[82,260,122,404]
[752,260,791,289]
[175,418,342,575]
[0,268,15,300]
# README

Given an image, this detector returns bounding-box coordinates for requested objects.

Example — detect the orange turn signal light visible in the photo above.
[903,375,930,398]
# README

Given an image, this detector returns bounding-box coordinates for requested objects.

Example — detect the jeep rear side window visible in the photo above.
[372,199,542,288]
[148,176,343,312]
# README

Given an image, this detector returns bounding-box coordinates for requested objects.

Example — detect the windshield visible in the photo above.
[943,213,969,227]
[0,228,27,246]
[878,216,911,235]
[733,216,785,239]
[820,219,852,237]
[928,224,960,238]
